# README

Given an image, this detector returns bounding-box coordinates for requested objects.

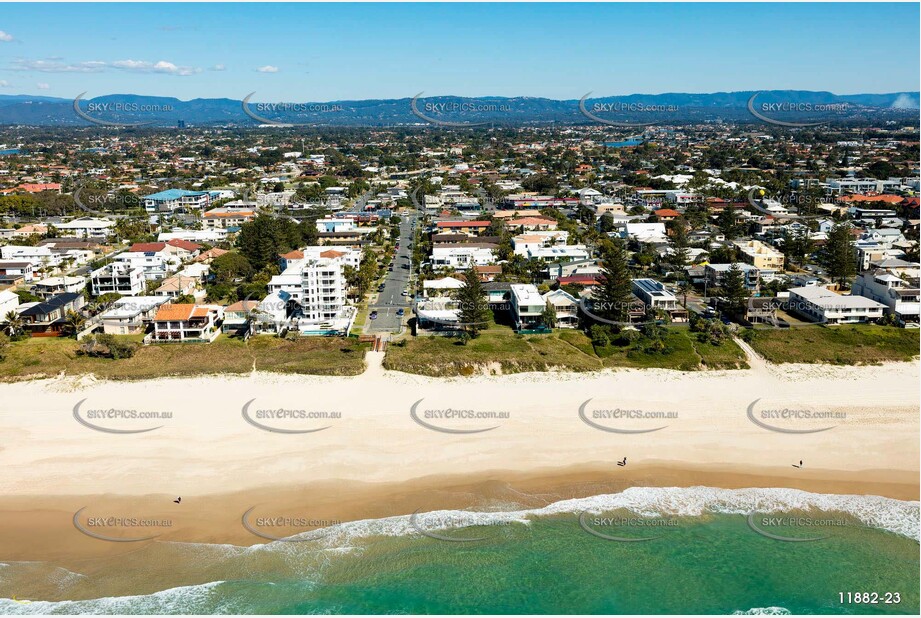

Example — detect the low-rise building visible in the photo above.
[541,288,579,328]
[431,245,497,270]
[733,239,785,271]
[202,207,257,230]
[151,303,223,342]
[55,217,116,238]
[0,289,20,317]
[18,292,85,336]
[787,286,886,324]
[91,262,146,296]
[0,260,35,282]
[32,276,86,298]
[98,296,169,335]
[510,283,546,331]
[143,189,212,213]
[852,268,920,324]
[705,263,761,290]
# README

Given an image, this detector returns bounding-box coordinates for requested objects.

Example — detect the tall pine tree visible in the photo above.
[593,240,633,324]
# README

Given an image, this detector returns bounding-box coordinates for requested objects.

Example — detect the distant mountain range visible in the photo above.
[0,90,917,127]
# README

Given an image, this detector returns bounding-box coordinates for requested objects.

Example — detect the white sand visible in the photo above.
[0,349,918,498]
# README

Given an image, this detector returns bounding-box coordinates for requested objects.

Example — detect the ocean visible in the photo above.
[1,487,918,615]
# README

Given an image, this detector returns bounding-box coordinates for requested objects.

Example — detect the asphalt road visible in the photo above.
[365,213,416,334]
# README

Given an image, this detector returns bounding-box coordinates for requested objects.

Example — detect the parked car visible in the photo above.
[396,308,405,316]
[369,311,378,320]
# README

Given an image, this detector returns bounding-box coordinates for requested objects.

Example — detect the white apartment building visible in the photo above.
[431,246,496,270]
[824,177,903,195]
[113,249,180,281]
[143,189,212,213]
[787,286,886,324]
[526,245,591,263]
[268,247,361,328]
[91,262,146,296]
[733,239,785,271]
[852,269,920,324]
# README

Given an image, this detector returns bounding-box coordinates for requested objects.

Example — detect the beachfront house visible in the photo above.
[541,289,579,328]
[98,296,169,335]
[151,303,223,343]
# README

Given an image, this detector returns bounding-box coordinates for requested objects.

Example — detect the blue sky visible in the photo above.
[0,3,918,100]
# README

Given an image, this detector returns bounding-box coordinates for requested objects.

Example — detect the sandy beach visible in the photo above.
[1,349,918,568]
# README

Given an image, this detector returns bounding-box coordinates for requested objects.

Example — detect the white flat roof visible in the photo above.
[789,286,886,310]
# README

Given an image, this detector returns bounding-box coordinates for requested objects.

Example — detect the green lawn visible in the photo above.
[383,326,749,376]
[746,324,920,365]
[0,335,369,382]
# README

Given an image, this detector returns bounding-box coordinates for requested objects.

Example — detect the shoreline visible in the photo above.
[0,462,917,569]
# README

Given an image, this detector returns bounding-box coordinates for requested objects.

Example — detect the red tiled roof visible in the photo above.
[655,208,681,217]
[557,274,601,285]
[128,242,167,253]
[435,220,490,228]
[167,239,202,251]
[280,250,304,260]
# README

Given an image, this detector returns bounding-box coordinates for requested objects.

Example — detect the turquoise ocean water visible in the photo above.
[1,487,918,615]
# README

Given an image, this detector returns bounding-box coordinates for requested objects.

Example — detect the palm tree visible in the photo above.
[63,311,87,338]
[3,310,25,338]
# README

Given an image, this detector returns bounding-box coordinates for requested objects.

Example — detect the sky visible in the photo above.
[0,2,918,101]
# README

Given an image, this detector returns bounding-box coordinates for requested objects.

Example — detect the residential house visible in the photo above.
[431,245,497,270]
[154,274,203,299]
[632,278,687,321]
[32,276,86,298]
[542,289,579,328]
[745,297,781,325]
[98,296,169,335]
[705,263,761,291]
[18,292,85,336]
[510,283,546,331]
[0,289,20,318]
[151,303,223,342]
[0,260,35,283]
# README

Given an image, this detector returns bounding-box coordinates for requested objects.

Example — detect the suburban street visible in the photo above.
[365,212,416,334]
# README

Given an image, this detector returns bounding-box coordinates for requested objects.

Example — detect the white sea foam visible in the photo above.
[245,486,919,548]
[0,581,227,615]
[733,607,792,615]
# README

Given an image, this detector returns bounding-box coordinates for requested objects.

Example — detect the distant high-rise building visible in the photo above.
[177,120,186,129]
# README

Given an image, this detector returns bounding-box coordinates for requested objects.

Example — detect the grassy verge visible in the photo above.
[0,335,368,382]
[746,325,920,365]
[383,326,748,376]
